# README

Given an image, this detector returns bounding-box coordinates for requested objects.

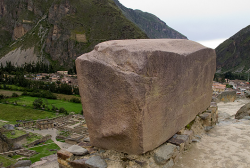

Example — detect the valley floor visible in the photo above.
[173,98,250,168]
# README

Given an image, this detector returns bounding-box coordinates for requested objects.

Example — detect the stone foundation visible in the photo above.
[57,103,218,168]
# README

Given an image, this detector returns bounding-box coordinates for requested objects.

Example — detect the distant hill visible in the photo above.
[0,0,187,70]
[113,0,187,39]
[216,25,250,73]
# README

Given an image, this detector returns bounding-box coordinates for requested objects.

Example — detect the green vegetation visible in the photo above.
[216,25,250,73]
[11,155,23,159]
[3,130,26,139]
[59,130,70,137]
[226,84,233,88]
[33,98,44,109]
[0,70,79,95]
[28,140,60,163]
[214,72,249,82]
[0,85,26,92]
[0,0,149,69]
[55,93,80,101]
[113,0,186,39]
[0,155,17,167]
[0,104,56,123]
[185,119,195,130]
[4,96,82,113]
[56,138,65,142]
[26,133,43,144]
[0,121,7,128]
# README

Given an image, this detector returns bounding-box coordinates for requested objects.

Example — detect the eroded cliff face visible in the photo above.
[0,0,186,69]
[0,0,148,68]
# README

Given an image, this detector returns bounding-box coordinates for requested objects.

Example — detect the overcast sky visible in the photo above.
[118,0,250,48]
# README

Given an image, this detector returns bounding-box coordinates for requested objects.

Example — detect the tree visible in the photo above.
[59,107,68,114]
[12,93,19,97]
[33,98,43,109]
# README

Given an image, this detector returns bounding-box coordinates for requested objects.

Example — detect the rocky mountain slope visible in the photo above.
[0,0,186,69]
[216,25,250,73]
[113,0,187,39]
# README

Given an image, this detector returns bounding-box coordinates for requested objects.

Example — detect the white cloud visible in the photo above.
[118,0,250,41]
[197,38,227,49]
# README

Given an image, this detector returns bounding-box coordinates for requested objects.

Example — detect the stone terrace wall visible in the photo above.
[26,135,52,148]
[7,133,29,145]
[76,39,216,154]
[0,132,10,153]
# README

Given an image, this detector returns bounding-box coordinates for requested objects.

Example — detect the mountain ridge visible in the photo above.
[113,0,187,39]
[216,25,250,73]
[0,0,187,70]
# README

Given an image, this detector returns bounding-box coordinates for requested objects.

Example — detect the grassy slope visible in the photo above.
[113,0,187,39]
[0,104,56,123]
[0,0,55,58]
[216,25,250,72]
[3,130,27,139]
[0,0,148,69]
[0,155,17,167]
[5,96,82,113]
[28,139,60,163]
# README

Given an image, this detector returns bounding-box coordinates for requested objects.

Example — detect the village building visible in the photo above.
[57,71,68,75]
[212,82,226,93]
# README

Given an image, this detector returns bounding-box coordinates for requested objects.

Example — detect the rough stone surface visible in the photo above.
[205,126,214,132]
[154,143,177,165]
[163,159,174,168]
[12,160,32,168]
[199,113,210,120]
[76,39,216,154]
[243,116,250,120]
[217,91,236,102]
[66,145,88,156]
[85,156,107,168]
[235,103,250,119]
[57,149,73,160]
[69,158,88,168]
[3,124,14,130]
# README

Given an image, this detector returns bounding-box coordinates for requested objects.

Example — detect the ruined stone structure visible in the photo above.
[22,120,35,128]
[36,119,54,130]
[76,39,216,154]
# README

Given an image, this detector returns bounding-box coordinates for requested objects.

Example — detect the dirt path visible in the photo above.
[173,98,250,168]
[26,128,72,168]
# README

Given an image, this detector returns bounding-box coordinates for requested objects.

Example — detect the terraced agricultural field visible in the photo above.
[0,104,57,123]
[3,96,82,114]
[0,89,23,96]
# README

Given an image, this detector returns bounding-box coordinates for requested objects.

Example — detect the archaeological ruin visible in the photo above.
[76,39,216,154]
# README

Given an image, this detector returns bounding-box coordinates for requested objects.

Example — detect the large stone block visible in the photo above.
[76,39,216,154]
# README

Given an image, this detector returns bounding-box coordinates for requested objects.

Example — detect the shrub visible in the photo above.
[226,84,233,88]
[22,91,29,96]
[12,93,19,97]
[69,98,81,103]
[33,99,43,109]
[52,105,58,112]
[59,107,68,114]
